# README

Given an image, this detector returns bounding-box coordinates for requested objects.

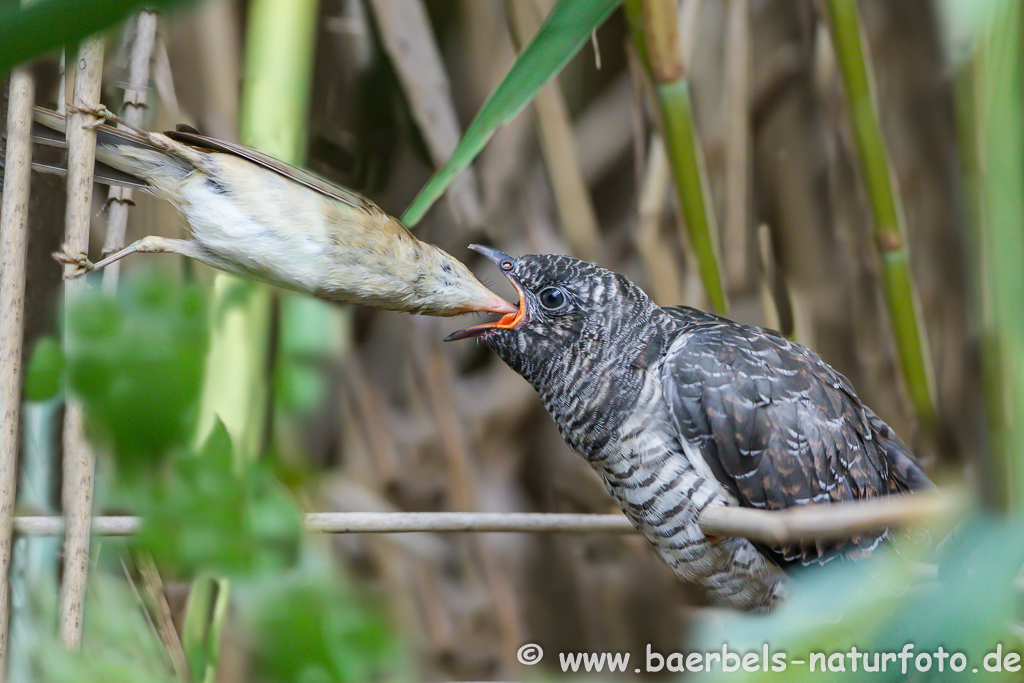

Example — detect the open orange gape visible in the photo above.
[444,245,527,341]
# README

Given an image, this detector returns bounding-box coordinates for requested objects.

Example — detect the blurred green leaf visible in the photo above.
[239,553,401,683]
[23,336,64,402]
[401,0,622,226]
[182,575,231,683]
[133,421,304,578]
[869,515,1024,678]
[691,514,1024,682]
[0,0,193,76]
[30,572,177,683]
[64,274,208,475]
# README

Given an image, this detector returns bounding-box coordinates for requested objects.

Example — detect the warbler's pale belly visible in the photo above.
[175,170,336,294]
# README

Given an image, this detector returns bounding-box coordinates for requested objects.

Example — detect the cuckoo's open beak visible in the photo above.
[444,245,526,341]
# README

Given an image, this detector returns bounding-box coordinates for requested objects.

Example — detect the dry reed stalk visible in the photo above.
[634,134,683,305]
[102,10,158,291]
[0,64,36,680]
[14,489,961,545]
[368,0,482,228]
[723,0,750,289]
[411,328,524,675]
[506,0,602,260]
[59,35,106,649]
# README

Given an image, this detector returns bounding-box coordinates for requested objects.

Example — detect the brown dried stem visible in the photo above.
[368,0,481,227]
[59,35,106,650]
[102,10,159,291]
[14,489,962,546]
[506,0,602,260]
[0,64,36,679]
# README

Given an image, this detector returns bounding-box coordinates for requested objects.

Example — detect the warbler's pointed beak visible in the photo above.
[477,292,519,315]
[445,245,526,341]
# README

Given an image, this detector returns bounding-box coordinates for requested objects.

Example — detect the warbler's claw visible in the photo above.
[52,249,95,278]
[68,103,115,129]
[67,102,153,138]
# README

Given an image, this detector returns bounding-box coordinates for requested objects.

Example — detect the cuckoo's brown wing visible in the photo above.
[659,306,930,566]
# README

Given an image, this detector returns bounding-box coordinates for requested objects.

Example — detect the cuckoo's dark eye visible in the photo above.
[538,286,569,312]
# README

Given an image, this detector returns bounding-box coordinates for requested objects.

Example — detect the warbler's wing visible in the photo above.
[31,107,378,212]
[658,306,930,566]
[166,126,375,212]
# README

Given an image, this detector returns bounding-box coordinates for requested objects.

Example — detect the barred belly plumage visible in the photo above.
[585,373,788,611]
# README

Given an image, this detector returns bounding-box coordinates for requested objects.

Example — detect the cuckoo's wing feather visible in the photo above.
[659,306,929,566]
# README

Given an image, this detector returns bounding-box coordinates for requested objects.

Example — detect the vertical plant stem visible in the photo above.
[195,0,319,460]
[9,401,61,682]
[634,134,683,305]
[0,65,35,681]
[239,0,318,166]
[102,10,159,291]
[186,1,319,679]
[824,0,936,428]
[507,0,602,260]
[244,0,328,464]
[59,35,106,649]
[368,0,482,227]
[723,0,750,289]
[136,554,191,680]
[626,0,728,312]
[58,50,66,110]
[953,54,994,502]
[976,2,1024,510]
[182,574,221,683]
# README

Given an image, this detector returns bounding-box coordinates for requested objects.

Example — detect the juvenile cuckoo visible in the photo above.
[446,247,932,611]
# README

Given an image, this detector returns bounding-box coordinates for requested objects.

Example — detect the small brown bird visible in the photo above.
[30,105,516,317]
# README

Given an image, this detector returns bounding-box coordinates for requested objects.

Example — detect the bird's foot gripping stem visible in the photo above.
[52,237,201,279]
[67,103,115,129]
[67,103,150,139]
[52,248,95,279]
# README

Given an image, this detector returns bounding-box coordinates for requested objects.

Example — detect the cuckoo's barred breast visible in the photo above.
[446,248,933,611]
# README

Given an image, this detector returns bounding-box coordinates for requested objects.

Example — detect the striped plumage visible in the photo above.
[447,248,932,611]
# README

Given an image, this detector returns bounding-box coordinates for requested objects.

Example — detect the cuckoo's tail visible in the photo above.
[865,407,935,492]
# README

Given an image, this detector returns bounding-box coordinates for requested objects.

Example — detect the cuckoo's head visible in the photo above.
[445,246,662,389]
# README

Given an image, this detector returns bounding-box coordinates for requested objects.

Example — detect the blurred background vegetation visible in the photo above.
[2,0,1023,681]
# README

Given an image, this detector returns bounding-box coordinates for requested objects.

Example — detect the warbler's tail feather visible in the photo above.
[30,106,69,139]
[30,106,192,191]
[30,106,372,211]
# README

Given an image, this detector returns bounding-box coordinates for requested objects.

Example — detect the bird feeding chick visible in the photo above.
[446,246,933,611]
[31,105,516,318]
